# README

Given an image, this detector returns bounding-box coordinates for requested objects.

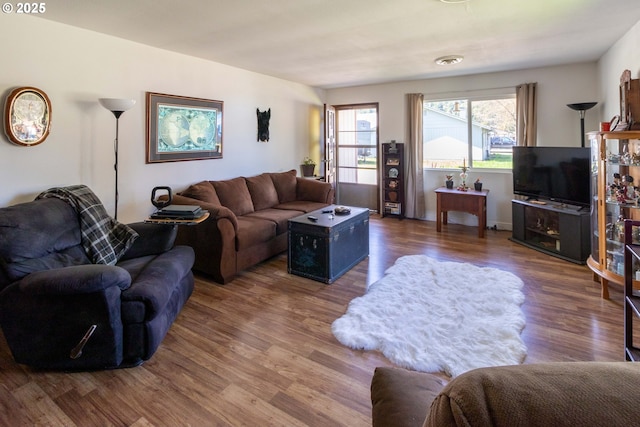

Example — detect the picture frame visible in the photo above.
[3,86,52,146]
[146,92,223,163]
[610,115,622,132]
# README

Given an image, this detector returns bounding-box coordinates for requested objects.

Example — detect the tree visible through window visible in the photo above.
[423,95,516,169]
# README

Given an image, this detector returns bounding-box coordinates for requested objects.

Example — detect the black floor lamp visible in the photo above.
[567,102,597,147]
[99,98,136,220]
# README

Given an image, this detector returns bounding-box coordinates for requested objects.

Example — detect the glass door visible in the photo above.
[334,103,379,210]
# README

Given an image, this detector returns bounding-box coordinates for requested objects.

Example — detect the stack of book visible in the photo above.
[150,205,206,220]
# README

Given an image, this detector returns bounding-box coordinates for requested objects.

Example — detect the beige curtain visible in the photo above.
[405,93,426,219]
[516,83,537,146]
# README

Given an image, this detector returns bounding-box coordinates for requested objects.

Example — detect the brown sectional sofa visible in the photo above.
[170,170,334,283]
[371,362,640,426]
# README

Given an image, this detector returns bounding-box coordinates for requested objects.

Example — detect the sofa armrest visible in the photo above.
[425,362,640,427]
[296,177,334,203]
[174,209,237,283]
[120,222,177,260]
[371,367,447,427]
[18,264,132,295]
[171,193,238,230]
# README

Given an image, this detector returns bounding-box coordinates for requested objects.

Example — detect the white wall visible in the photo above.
[2,13,638,228]
[326,63,600,229]
[0,16,325,222]
[598,19,640,121]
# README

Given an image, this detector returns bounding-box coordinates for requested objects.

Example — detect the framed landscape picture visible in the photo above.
[146,92,223,163]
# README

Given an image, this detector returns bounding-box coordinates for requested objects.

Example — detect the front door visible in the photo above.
[323,104,336,189]
[334,103,379,211]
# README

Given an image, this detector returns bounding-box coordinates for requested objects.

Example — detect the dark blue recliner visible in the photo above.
[0,196,195,370]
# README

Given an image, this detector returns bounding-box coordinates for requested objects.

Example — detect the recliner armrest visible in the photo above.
[120,222,177,260]
[18,264,131,295]
[0,266,127,370]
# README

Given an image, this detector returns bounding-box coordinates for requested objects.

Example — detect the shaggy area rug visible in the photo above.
[331,255,527,377]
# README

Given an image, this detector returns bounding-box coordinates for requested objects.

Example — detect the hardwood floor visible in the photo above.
[0,215,629,426]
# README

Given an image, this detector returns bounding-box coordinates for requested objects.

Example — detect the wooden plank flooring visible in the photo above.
[0,215,630,426]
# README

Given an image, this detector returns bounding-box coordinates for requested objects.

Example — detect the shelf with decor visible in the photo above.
[381,141,404,218]
[588,131,640,299]
[624,219,640,361]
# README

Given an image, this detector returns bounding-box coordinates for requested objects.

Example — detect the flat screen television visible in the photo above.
[512,146,591,207]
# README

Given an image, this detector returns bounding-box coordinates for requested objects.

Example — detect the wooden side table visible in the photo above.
[435,187,489,237]
[144,211,209,225]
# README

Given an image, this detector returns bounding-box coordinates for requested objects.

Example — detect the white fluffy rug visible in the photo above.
[331,255,527,377]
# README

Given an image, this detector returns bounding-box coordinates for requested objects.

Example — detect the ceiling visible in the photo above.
[35,0,640,89]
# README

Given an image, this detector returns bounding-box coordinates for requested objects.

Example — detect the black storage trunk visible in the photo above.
[288,206,369,283]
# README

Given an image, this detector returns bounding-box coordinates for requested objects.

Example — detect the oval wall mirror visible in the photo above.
[4,86,52,146]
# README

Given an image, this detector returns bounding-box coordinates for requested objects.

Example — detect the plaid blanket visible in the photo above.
[36,185,138,265]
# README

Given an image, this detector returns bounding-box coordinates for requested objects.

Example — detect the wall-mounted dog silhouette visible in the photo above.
[257,108,271,142]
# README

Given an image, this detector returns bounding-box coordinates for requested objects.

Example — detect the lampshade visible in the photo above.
[567,102,597,148]
[567,102,597,112]
[99,98,136,117]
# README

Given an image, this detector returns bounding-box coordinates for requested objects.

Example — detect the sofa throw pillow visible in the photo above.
[180,180,221,205]
[213,177,255,216]
[246,173,280,211]
[270,169,298,203]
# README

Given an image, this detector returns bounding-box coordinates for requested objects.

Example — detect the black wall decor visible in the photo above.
[257,108,271,141]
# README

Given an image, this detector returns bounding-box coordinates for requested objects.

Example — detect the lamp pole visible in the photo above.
[567,102,597,147]
[99,98,136,220]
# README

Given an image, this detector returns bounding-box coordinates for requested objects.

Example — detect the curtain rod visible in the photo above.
[420,85,518,100]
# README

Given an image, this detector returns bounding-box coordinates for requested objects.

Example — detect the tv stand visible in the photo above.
[511,199,590,264]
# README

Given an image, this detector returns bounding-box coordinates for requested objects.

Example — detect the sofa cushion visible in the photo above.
[213,177,255,216]
[235,217,277,251]
[245,208,304,234]
[270,169,298,203]
[275,201,331,213]
[371,367,447,427]
[179,180,221,205]
[246,173,280,211]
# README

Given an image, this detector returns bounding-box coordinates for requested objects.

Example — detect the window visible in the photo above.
[423,95,516,169]
[336,105,378,185]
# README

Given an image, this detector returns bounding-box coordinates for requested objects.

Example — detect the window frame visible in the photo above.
[423,89,516,171]
[334,102,380,185]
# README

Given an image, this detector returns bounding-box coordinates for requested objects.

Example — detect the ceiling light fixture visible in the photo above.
[435,55,464,66]
[439,0,471,3]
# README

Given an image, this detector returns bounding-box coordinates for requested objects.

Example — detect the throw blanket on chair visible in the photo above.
[36,185,138,265]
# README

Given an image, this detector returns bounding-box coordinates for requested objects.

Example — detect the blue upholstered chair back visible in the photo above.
[0,198,90,290]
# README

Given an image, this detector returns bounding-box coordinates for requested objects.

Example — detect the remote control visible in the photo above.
[322,209,333,213]
[308,216,318,221]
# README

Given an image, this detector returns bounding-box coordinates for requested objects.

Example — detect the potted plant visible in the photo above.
[300,157,316,177]
[445,174,454,189]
